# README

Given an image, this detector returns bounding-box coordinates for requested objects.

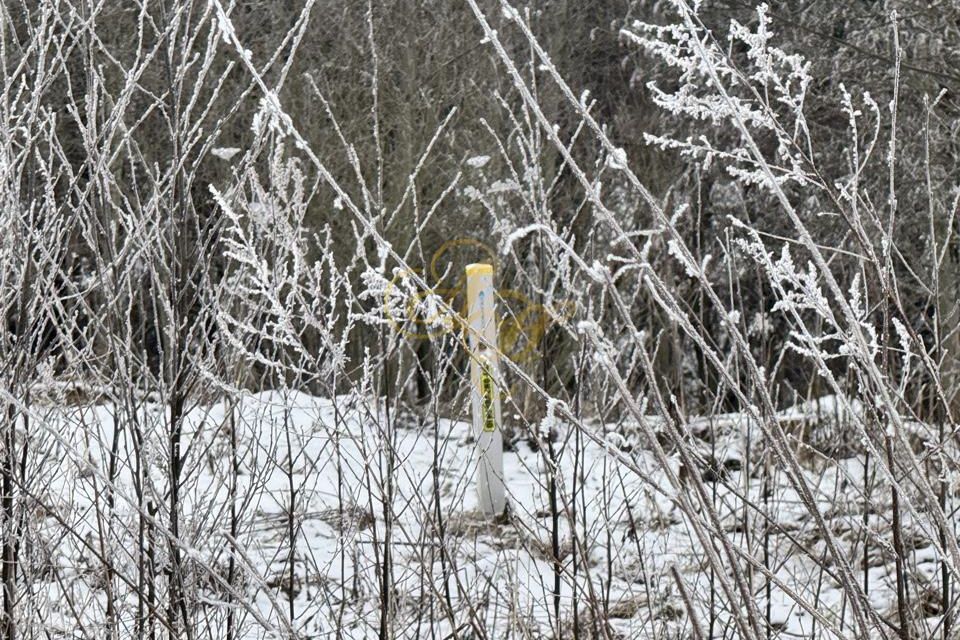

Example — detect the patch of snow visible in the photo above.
[605,146,629,171]
[211,147,241,161]
[466,155,490,169]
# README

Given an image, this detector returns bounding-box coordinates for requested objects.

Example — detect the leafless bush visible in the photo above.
[0,0,958,638]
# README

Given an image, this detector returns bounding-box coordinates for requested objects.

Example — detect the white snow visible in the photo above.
[23,389,921,638]
[605,146,629,171]
[466,155,491,169]
[211,147,241,161]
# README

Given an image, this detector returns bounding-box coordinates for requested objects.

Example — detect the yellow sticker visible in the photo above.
[480,360,497,433]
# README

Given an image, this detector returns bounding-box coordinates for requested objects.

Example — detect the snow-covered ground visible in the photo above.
[23,391,943,638]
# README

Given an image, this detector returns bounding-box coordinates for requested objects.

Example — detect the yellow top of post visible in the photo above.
[465,263,494,277]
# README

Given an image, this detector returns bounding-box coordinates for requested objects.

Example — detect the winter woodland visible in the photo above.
[2,0,960,638]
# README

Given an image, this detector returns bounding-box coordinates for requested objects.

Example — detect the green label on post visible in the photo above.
[480,360,497,433]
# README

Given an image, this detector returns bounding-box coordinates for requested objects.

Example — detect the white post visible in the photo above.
[466,263,506,517]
